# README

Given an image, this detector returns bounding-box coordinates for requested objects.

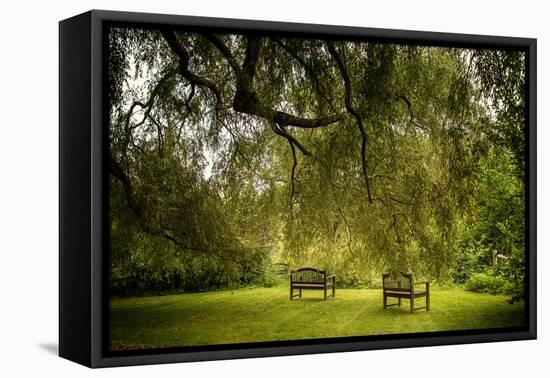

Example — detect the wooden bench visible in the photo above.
[271,262,289,277]
[383,272,430,313]
[290,268,335,300]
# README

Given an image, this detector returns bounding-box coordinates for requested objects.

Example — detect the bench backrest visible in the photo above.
[382,272,413,292]
[291,268,326,283]
[271,262,289,275]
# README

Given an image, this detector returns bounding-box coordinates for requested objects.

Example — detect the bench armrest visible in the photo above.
[414,281,430,291]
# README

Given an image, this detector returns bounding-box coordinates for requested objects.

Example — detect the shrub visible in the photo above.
[335,271,375,289]
[464,272,512,295]
[261,271,280,288]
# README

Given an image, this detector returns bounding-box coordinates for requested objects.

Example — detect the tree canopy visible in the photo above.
[107,26,526,300]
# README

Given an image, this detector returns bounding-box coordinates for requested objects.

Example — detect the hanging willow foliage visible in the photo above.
[107,26,525,294]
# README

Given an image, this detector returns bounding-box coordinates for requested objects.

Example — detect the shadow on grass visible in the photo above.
[291,297,335,302]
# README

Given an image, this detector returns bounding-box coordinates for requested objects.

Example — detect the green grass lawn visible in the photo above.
[110,282,525,350]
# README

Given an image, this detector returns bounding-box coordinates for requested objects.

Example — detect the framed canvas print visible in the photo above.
[59,10,536,368]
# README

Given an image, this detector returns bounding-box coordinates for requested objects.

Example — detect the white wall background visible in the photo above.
[0,0,546,376]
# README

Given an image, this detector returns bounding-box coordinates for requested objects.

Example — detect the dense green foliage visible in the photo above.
[110,283,525,349]
[464,272,513,295]
[108,27,526,300]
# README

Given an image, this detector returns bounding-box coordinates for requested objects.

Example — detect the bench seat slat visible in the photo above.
[292,285,326,289]
[383,287,410,292]
[384,290,428,297]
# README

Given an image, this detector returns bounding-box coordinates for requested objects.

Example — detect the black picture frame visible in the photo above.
[59,9,537,368]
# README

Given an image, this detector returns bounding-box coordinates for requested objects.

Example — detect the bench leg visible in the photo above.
[398,281,402,307]
[299,288,302,298]
[290,285,293,300]
[324,287,327,300]
[332,284,335,298]
[383,294,387,309]
[426,283,430,311]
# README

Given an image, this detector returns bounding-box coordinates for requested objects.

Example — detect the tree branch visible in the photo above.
[242,36,261,81]
[122,70,176,160]
[199,33,243,74]
[271,37,333,107]
[273,111,343,128]
[195,35,343,130]
[394,94,428,132]
[161,31,223,109]
[288,140,298,210]
[110,157,143,218]
[271,123,312,156]
[327,42,373,203]
[338,207,355,257]
[163,34,346,200]
[111,156,248,265]
[392,214,402,243]
[389,196,415,206]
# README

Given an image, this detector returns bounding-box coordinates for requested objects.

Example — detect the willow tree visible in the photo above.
[108,26,525,288]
